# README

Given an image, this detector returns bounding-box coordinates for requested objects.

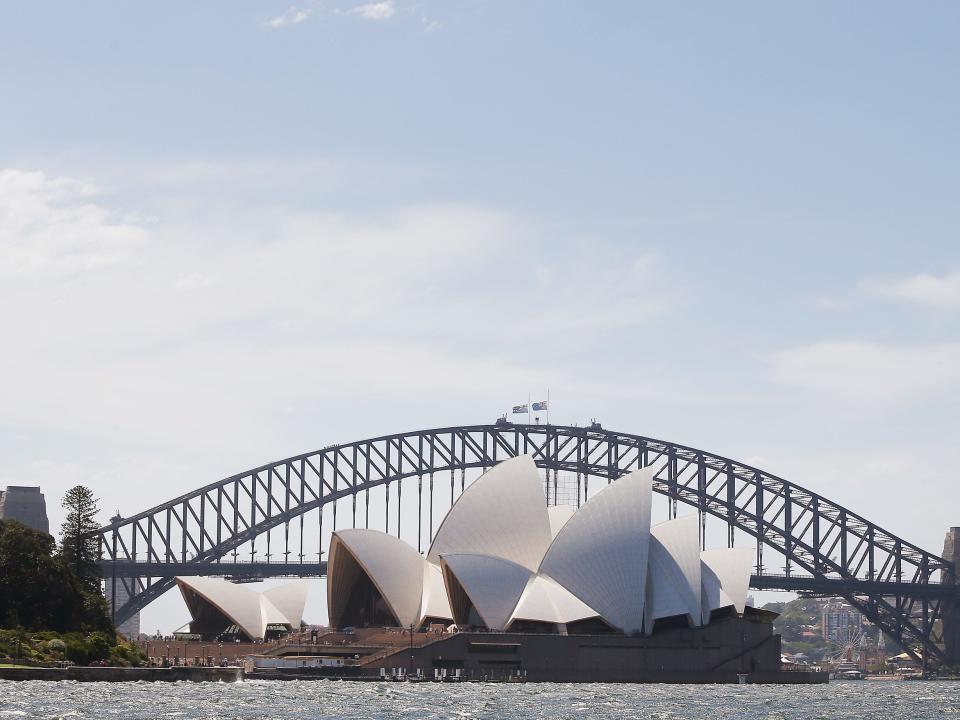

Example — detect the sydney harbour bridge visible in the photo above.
[90,421,960,669]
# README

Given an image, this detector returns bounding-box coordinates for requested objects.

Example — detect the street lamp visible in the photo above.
[409,623,415,678]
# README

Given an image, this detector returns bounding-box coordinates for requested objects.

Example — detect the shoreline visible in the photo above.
[0,665,827,684]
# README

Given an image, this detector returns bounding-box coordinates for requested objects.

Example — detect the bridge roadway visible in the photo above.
[99,560,960,601]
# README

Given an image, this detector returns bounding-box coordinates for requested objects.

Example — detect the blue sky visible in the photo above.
[2,1,959,631]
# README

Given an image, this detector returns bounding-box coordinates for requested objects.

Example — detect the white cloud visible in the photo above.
[0,168,147,277]
[350,1,395,21]
[173,271,217,291]
[866,270,960,310]
[0,161,684,635]
[523,251,670,332]
[264,5,313,29]
[0,164,673,459]
[812,294,853,311]
[766,340,960,404]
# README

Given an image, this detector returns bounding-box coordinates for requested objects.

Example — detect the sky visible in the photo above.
[2,1,959,633]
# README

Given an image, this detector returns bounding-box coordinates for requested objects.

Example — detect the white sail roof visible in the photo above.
[263,583,308,628]
[440,553,532,631]
[427,455,551,571]
[645,513,703,631]
[700,547,754,621]
[547,505,575,538]
[176,576,307,640]
[328,529,426,628]
[420,561,454,623]
[538,467,653,635]
[509,573,598,627]
[177,577,263,640]
[428,455,553,572]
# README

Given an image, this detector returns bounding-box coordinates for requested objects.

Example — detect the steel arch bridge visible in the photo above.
[92,421,959,667]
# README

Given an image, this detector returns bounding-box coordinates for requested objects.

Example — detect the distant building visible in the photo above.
[0,486,50,534]
[821,599,861,641]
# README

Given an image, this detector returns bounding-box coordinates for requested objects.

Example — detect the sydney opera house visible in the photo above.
[328,455,752,635]
[322,456,796,682]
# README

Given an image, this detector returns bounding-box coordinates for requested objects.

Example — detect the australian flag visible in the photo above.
[532,401,549,412]
[512,404,529,414]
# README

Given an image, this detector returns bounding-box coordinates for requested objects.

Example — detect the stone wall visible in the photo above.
[0,666,242,682]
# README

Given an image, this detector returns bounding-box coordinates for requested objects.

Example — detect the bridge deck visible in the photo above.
[99,561,959,600]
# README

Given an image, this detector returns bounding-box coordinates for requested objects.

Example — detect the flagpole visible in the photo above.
[527,392,531,425]
[547,388,550,425]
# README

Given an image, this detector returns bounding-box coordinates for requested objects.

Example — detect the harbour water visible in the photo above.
[1,680,959,719]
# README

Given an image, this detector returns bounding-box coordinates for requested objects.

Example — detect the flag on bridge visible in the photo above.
[512,404,529,414]
[532,401,549,412]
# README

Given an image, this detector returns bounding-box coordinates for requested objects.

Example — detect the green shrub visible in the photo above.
[0,629,139,666]
[60,633,108,665]
[64,638,90,664]
[109,641,147,667]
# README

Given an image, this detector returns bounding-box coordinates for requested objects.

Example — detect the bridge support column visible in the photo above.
[942,527,960,667]
[106,581,142,640]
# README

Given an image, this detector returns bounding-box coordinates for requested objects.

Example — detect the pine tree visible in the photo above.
[59,485,102,594]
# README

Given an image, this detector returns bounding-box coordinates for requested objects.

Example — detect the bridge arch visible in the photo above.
[94,422,957,666]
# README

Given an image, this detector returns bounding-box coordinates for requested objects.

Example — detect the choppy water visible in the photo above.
[1,680,959,720]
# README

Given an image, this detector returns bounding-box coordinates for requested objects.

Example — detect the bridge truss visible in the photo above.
[93,422,958,666]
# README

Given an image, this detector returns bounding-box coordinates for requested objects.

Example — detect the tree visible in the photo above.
[60,486,102,594]
[0,519,112,633]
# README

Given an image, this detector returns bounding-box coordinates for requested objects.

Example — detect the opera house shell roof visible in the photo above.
[327,455,753,635]
[176,576,308,641]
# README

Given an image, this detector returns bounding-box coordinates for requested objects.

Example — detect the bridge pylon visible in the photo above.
[942,527,960,667]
